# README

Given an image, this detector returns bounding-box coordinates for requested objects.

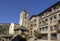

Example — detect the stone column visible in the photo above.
[57,33,60,41]
[48,17,51,41]
[37,16,39,30]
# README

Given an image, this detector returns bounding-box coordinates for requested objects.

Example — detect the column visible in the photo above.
[51,8,55,13]
[37,16,39,30]
[56,12,59,20]
[57,33,60,41]
[48,17,51,41]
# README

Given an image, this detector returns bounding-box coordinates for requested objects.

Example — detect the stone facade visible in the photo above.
[0,23,20,41]
[29,1,60,41]
[29,16,38,37]
[0,1,60,41]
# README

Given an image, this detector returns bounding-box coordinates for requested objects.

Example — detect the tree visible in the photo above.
[34,30,41,39]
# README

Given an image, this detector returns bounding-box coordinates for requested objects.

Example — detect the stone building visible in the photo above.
[0,23,11,41]
[0,23,20,41]
[29,1,60,41]
[19,9,29,29]
[29,15,38,37]
[0,1,60,41]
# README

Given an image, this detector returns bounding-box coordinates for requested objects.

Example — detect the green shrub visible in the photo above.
[34,30,41,39]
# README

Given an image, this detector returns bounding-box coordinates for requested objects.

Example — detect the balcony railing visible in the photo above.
[40,22,48,26]
[55,9,60,12]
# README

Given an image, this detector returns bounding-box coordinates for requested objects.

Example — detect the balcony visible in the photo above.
[40,31,48,33]
[40,27,48,33]
[41,16,45,18]
[41,22,48,26]
[55,6,60,12]
[47,12,52,16]
[50,25,57,33]
[51,9,55,14]
[50,19,57,25]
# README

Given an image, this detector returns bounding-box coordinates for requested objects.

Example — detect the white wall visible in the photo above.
[9,23,14,35]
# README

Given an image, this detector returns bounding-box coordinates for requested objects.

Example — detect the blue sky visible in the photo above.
[0,0,59,23]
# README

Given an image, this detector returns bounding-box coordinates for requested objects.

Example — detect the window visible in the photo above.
[25,13,26,15]
[31,31,32,35]
[42,27,44,31]
[58,20,60,23]
[42,14,44,16]
[56,6,59,9]
[34,30,36,32]
[45,26,48,30]
[51,33,57,40]
[30,24,32,26]
[34,24,36,27]
[30,28,33,30]
[54,25,57,30]
[54,16,56,19]
[40,28,41,31]
[42,20,44,23]
[45,19,48,21]
[50,17,52,20]
[25,17,26,19]
[50,26,53,31]
[39,21,41,24]
[41,34,48,40]
[34,19,37,22]
[2,40,4,41]
[59,14,60,16]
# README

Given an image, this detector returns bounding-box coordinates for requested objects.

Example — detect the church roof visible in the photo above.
[22,9,29,14]
[19,26,28,31]
[14,25,28,31]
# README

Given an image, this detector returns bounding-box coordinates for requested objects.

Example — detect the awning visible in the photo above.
[14,26,28,31]
[19,26,28,31]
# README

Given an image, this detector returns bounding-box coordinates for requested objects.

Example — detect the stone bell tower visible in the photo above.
[19,9,29,28]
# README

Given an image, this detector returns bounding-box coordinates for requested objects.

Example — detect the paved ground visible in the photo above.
[28,38,34,41]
